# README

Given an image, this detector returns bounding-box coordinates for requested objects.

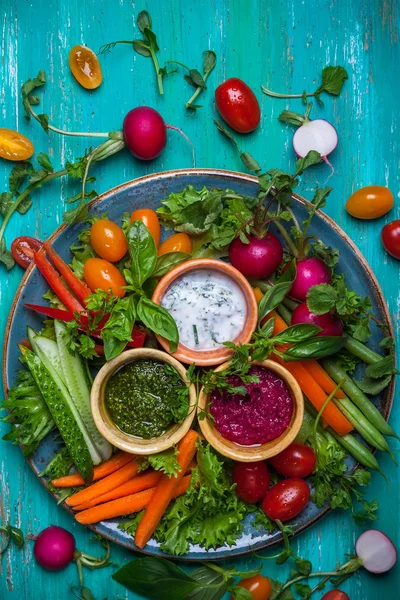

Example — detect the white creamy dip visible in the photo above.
[161,269,247,350]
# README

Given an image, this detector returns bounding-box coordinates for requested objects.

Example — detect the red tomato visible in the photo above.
[233,461,270,504]
[268,443,316,478]
[215,78,260,133]
[232,574,272,600]
[158,233,192,256]
[11,236,43,269]
[90,219,128,263]
[131,208,161,248]
[262,478,310,522]
[382,220,400,259]
[321,591,350,600]
[83,258,126,298]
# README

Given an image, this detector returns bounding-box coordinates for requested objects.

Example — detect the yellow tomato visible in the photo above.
[90,219,128,262]
[0,128,34,161]
[158,233,192,256]
[69,45,103,90]
[83,258,126,297]
[131,209,161,248]
[346,185,394,220]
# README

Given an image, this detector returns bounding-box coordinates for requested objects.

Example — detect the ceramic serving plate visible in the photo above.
[2,169,394,561]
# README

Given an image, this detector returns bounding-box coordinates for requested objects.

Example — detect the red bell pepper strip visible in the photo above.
[25,303,76,322]
[43,241,92,303]
[33,250,85,314]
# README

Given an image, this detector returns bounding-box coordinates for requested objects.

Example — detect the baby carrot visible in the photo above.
[51,452,134,488]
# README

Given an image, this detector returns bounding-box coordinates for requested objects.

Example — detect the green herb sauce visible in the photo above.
[105,359,188,439]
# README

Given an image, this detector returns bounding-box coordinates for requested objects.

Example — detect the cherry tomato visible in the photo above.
[0,128,34,162]
[158,233,192,256]
[382,219,400,259]
[90,219,128,263]
[233,461,270,504]
[11,236,43,269]
[262,478,310,522]
[268,443,316,478]
[346,185,393,220]
[131,209,161,248]
[232,574,272,600]
[215,78,260,133]
[69,45,102,90]
[321,591,350,600]
[83,258,126,298]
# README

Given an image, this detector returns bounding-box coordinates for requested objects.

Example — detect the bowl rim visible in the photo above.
[151,257,258,366]
[90,347,197,455]
[197,358,304,462]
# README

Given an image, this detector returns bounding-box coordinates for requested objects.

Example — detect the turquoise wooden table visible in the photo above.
[1,0,399,598]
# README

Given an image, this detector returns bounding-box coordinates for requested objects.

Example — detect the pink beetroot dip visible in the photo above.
[210,365,293,445]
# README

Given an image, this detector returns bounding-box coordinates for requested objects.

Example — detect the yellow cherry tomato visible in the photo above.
[131,209,161,248]
[90,219,128,263]
[0,128,34,161]
[69,45,103,90]
[83,258,126,297]
[158,233,192,256]
[346,185,394,220]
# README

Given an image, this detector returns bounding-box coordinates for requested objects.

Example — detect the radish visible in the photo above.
[355,529,397,574]
[292,302,343,336]
[279,103,338,174]
[289,256,331,301]
[229,233,283,278]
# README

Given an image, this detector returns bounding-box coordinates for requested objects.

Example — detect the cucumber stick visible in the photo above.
[54,320,112,461]
[28,330,67,385]
[21,346,94,482]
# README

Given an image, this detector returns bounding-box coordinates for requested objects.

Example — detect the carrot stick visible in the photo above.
[305,361,346,399]
[66,460,138,507]
[253,287,264,303]
[43,241,92,303]
[73,459,197,511]
[75,474,191,525]
[134,430,199,549]
[52,452,134,488]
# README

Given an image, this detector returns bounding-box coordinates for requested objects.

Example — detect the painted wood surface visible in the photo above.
[0,0,399,598]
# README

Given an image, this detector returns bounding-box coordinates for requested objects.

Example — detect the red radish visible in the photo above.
[289,257,331,301]
[355,529,397,574]
[291,302,343,336]
[229,233,283,278]
[123,107,167,160]
[34,526,76,570]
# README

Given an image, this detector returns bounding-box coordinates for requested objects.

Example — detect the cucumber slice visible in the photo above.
[54,320,112,461]
[32,335,67,385]
[22,346,94,482]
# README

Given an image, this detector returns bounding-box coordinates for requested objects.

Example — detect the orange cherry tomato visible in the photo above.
[83,258,126,297]
[131,209,161,248]
[0,128,34,161]
[90,219,128,263]
[232,574,272,600]
[346,185,394,220]
[158,233,192,256]
[69,45,103,90]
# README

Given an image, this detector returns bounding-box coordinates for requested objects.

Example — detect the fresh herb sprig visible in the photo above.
[168,50,217,110]
[262,65,348,104]
[0,523,24,558]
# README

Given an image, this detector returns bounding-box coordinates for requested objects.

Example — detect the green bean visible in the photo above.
[322,358,399,440]
[250,279,298,311]
[276,303,292,325]
[344,337,384,365]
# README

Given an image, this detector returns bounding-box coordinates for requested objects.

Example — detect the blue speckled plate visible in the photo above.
[2,169,394,561]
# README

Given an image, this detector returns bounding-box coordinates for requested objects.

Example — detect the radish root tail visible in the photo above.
[322,156,335,182]
[166,124,196,167]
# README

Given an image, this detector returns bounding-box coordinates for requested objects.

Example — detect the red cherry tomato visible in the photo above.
[231,574,272,600]
[215,78,260,133]
[83,258,126,298]
[90,219,128,263]
[321,591,350,600]
[131,208,161,248]
[268,443,316,478]
[233,461,270,504]
[382,220,400,259]
[262,478,310,522]
[11,236,43,269]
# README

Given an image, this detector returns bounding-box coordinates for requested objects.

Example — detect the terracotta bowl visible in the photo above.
[151,258,258,366]
[197,359,304,462]
[91,348,197,455]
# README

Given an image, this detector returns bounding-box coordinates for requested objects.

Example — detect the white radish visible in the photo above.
[356,529,397,574]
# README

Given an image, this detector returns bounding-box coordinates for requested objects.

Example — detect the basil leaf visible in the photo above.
[261,316,276,337]
[306,283,337,315]
[137,297,179,352]
[282,336,346,360]
[7,526,24,548]
[101,296,137,360]
[273,324,321,344]
[112,557,198,599]
[127,220,157,287]
[142,276,159,298]
[230,588,254,600]
[364,355,397,379]
[294,150,321,177]
[258,261,296,323]
[188,566,226,600]
[153,252,191,277]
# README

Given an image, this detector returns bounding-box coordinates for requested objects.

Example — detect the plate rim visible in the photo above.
[2,167,395,561]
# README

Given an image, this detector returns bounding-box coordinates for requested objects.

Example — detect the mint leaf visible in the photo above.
[364,355,397,379]
[306,283,337,314]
